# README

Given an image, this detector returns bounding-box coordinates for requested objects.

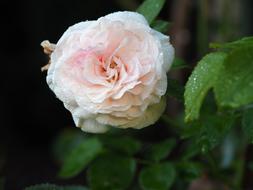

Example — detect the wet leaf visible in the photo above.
[210,37,253,50]
[184,52,227,121]
[214,46,253,108]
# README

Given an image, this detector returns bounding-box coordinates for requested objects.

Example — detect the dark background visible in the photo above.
[1,0,253,189]
[1,1,121,189]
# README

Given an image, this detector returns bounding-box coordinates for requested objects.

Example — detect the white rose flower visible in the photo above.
[42,11,174,133]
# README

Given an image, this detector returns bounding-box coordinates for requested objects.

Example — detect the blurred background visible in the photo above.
[1,0,253,189]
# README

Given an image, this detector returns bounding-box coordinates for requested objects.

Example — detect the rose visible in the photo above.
[42,11,174,133]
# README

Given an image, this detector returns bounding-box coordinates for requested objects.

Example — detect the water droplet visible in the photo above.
[201,146,207,153]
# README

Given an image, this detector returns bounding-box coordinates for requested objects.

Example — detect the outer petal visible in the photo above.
[155,72,168,96]
[104,11,149,26]
[49,21,95,72]
[152,29,175,72]
[121,96,167,129]
[96,96,166,129]
[56,21,96,46]
[47,21,96,104]
[79,119,109,133]
[65,100,109,133]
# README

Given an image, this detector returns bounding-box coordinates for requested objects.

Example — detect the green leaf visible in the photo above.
[59,138,102,178]
[175,161,203,181]
[242,108,253,143]
[100,136,141,155]
[87,153,136,190]
[52,128,86,163]
[184,52,227,122]
[166,78,184,101]
[180,139,201,160]
[139,162,176,190]
[137,0,166,24]
[181,112,235,154]
[144,139,176,162]
[171,57,189,70]
[201,115,233,149]
[214,46,253,108]
[196,114,234,153]
[151,20,171,33]
[210,37,253,50]
[24,184,88,190]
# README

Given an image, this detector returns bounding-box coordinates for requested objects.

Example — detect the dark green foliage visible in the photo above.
[182,114,235,154]
[99,136,141,155]
[59,138,102,178]
[139,162,176,190]
[176,161,203,181]
[143,138,176,162]
[242,108,253,142]
[87,153,136,190]
[52,128,86,163]
[24,184,88,190]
